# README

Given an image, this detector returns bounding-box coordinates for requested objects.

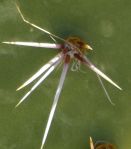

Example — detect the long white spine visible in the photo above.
[17,54,62,90]
[2,42,62,49]
[40,63,69,149]
[83,56,122,90]
[16,59,61,107]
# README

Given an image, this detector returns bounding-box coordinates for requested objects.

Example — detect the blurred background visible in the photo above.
[0,0,131,149]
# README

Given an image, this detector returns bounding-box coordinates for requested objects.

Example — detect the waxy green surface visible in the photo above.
[0,0,131,149]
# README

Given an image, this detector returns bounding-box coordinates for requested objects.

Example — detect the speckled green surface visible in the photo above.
[0,0,131,149]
